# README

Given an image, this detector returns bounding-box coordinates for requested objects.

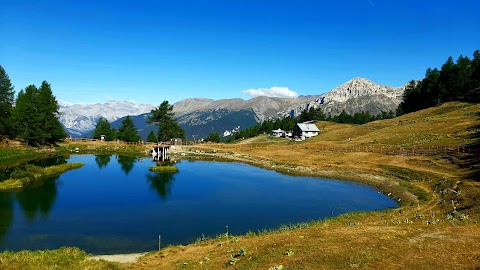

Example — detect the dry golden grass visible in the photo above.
[125,102,480,270]
[129,221,480,270]
[1,102,479,269]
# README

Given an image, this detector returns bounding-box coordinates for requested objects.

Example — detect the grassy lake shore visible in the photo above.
[0,162,85,191]
[0,102,479,269]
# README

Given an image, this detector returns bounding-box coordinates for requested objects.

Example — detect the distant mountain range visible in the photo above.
[59,101,154,136]
[60,78,406,140]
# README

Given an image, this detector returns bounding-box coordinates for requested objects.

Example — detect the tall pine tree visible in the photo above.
[147,130,157,143]
[147,101,185,142]
[37,81,66,143]
[12,85,42,144]
[467,50,480,102]
[92,117,116,141]
[0,65,15,136]
[117,116,141,142]
[11,82,65,145]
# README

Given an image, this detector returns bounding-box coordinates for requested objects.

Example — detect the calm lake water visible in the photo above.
[0,155,397,254]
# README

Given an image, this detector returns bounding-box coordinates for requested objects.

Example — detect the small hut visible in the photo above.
[271,129,284,137]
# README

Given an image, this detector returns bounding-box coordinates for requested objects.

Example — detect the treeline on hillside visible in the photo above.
[398,50,480,115]
[0,65,66,145]
[224,116,297,143]
[220,108,393,143]
[298,107,394,124]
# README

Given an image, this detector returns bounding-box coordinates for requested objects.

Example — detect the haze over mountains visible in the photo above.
[59,78,407,140]
[59,101,155,137]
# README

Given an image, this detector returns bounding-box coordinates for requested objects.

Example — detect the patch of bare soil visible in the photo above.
[90,253,147,263]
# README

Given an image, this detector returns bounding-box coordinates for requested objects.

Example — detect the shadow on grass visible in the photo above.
[463,111,480,180]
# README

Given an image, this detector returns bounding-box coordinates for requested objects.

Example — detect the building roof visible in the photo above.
[296,123,320,132]
[272,129,284,133]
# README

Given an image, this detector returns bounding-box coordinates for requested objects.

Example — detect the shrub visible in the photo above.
[24,164,42,174]
[9,169,33,180]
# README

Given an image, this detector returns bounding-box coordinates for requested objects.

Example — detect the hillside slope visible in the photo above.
[310,102,478,148]
[126,102,480,270]
[2,102,479,269]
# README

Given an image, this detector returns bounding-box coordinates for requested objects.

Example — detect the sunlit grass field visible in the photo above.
[1,102,479,269]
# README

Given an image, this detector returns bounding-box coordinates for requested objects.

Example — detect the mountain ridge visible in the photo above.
[280,77,406,118]
[59,77,406,139]
[59,101,154,136]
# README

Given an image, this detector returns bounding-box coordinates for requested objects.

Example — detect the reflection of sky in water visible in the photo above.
[0,155,397,254]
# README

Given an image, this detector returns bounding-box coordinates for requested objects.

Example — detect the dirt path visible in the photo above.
[90,253,147,263]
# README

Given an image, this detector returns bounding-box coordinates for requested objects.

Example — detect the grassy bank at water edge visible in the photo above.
[0,162,84,191]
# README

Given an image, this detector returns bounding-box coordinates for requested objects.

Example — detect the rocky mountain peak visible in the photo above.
[59,100,154,136]
[280,78,406,118]
[59,77,407,138]
[325,77,403,103]
[172,98,215,115]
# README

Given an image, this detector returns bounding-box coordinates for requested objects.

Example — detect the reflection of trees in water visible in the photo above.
[117,156,138,175]
[0,158,67,241]
[0,193,14,242]
[95,155,111,169]
[29,156,67,167]
[0,168,12,182]
[146,171,176,199]
[0,156,69,181]
[15,176,59,221]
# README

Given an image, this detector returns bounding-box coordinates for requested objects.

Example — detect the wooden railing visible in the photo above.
[65,138,178,146]
[64,138,477,156]
[199,143,478,157]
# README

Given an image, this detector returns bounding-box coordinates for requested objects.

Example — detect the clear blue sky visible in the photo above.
[1,0,479,105]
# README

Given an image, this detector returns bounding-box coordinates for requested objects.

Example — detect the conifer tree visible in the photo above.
[147,130,157,143]
[11,82,65,145]
[205,132,221,143]
[147,101,185,142]
[117,116,141,142]
[37,81,66,143]
[92,117,116,141]
[398,50,479,114]
[0,65,15,136]
[12,85,41,144]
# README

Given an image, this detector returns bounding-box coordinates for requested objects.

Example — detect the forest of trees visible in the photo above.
[298,107,394,124]
[91,102,187,143]
[398,50,480,115]
[225,116,297,143]
[0,65,66,145]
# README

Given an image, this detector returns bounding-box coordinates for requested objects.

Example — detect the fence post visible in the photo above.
[158,235,161,251]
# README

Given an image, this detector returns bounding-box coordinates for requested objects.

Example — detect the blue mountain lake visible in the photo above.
[0,154,397,254]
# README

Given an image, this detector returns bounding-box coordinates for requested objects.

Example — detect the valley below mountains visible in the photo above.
[59,78,406,140]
